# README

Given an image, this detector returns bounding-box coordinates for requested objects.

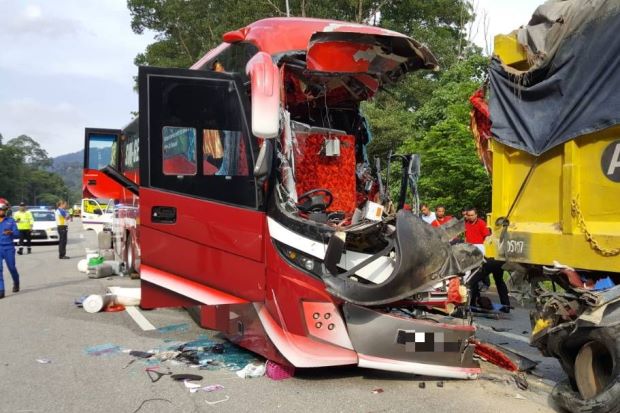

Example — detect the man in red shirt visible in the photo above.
[431,205,452,227]
[464,207,511,313]
[464,207,490,246]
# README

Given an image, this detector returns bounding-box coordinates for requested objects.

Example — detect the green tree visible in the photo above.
[5,135,52,169]
[0,135,71,206]
[0,141,25,203]
[128,0,472,70]
[398,54,491,215]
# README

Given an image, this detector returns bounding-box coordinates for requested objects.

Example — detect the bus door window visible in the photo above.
[88,134,117,170]
[162,126,197,176]
[203,129,248,176]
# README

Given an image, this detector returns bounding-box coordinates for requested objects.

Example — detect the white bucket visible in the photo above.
[82,294,114,313]
[77,259,88,273]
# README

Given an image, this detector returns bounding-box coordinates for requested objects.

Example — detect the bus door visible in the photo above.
[138,66,266,307]
[83,128,123,200]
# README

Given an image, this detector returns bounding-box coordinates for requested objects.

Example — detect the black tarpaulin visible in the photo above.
[489,0,620,156]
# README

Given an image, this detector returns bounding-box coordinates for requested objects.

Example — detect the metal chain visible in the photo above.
[571,196,620,256]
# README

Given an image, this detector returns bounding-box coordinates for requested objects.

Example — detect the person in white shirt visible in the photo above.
[419,203,436,224]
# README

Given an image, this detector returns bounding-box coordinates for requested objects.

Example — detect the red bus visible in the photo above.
[83,17,483,378]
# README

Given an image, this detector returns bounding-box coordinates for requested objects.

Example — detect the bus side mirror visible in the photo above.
[254,139,273,178]
[246,52,280,139]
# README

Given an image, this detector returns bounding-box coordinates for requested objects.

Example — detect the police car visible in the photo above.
[18,209,60,244]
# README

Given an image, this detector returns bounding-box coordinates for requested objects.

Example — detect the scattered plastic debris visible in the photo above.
[74,295,88,307]
[473,340,538,372]
[131,398,171,413]
[103,304,125,312]
[236,362,266,378]
[82,294,114,313]
[171,373,203,382]
[85,343,122,357]
[205,395,230,405]
[372,388,384,394]
[36,358,52,364]
[156,323,189,334]
[184,381,224,393]
[129,350,154,359]
[146,367,172,383]
[266,360,295,380]
[491,326,511,332]
[513,373,529,391]
[593,277,615,291]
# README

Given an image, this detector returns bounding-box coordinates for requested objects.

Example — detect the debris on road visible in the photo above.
[170,373,203,382]
[82,294,114,313]
[513,373,529,391]
[129,350,154,359]
[418,382,426,389]
[437,381,444,388]
[145,367,172,383]
[266,360,295,380]
[473,340,538,372]
[36,358,52,364]
[236,362,266,379]
[372,388,384,394]
[85,343,122,357]
[185,382,224,393]
[204,395,229,405]
[131,398,172,413]
[106,286,140,306]
[156,323,189,334]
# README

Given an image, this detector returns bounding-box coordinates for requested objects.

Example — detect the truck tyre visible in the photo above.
[552,325,620,413]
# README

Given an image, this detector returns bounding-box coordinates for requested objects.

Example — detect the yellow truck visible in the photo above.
[470,2,620,412]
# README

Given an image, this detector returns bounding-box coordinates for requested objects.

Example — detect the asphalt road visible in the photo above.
[0,221,564,413]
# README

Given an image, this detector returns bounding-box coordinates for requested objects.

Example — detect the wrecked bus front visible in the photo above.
[138,17,482,379]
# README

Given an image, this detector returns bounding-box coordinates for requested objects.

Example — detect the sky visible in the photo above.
[0,0,543,158]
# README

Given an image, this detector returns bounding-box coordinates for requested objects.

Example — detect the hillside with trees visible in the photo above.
[0,134,74,206]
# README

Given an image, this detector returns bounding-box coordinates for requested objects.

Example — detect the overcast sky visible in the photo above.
[0,0,543,158]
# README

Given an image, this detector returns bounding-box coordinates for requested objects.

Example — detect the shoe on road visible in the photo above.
[17,249,23,255]
[12,284,19,293]
[60,256,71,260]
[0,290,4,299]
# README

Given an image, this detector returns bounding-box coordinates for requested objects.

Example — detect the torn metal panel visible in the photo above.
[307,31,437,82]
[344,303,479,379]
[323,211,483,306]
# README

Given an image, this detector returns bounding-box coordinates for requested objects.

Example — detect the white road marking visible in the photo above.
[125,306,156,331]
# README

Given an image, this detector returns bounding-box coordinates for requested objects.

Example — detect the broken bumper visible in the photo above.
[344,304,480,379]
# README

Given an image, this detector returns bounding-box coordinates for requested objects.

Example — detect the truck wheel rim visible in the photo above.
[575,340,613,399]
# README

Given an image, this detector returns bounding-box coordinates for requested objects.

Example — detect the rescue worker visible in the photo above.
[0,202,20,298]
[14,202,33,255]
[55,200,70,259]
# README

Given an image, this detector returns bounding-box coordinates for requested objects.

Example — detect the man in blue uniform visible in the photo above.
[55,200,70,259]
[0,202,20,298]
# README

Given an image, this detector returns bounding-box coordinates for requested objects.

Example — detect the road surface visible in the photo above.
[0,221,564,412]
